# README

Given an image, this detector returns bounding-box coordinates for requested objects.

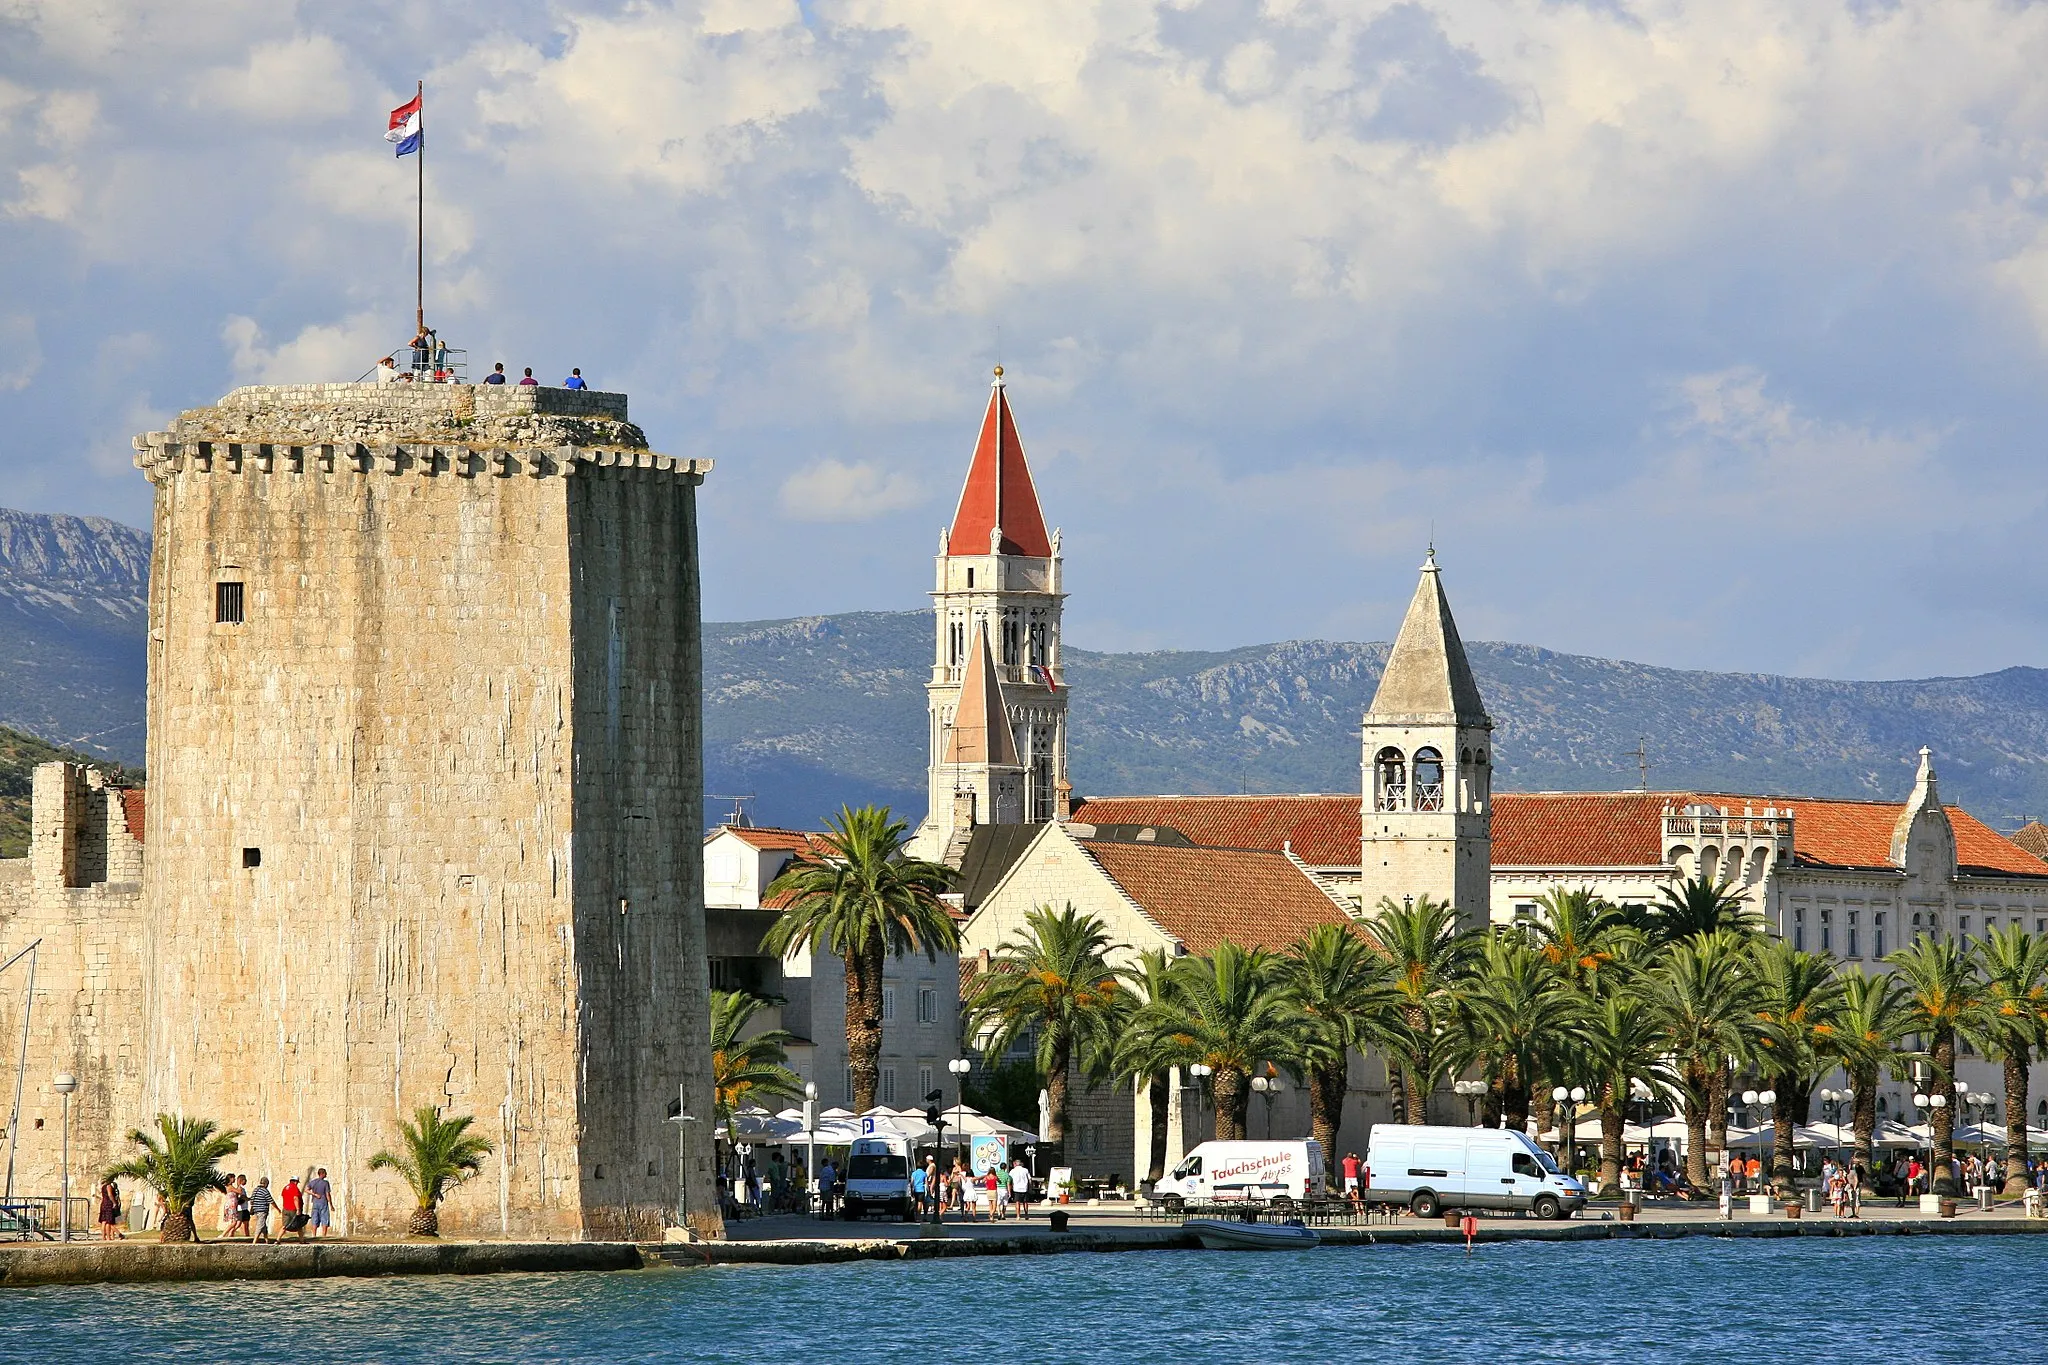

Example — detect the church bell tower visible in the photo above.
[1359,549,1494,929]
[913,368,1068,865]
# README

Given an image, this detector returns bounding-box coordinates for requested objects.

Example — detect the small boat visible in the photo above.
[1187,1217,1321,1251]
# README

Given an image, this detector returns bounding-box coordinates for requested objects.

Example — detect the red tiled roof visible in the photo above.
[120,788,144,843]
[2011,822,2048,862]
[714,825,829,854]
[1073,789,2048,882]
[946,378,1053,558]
[1077,837,1350,954]
[1069,795,1358,867]
[1490,792,1673,868]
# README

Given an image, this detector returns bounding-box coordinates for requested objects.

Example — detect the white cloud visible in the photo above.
[778,459,925,521]
[8,163,79,222]
[199,34,355,122]
[223,312,391,386]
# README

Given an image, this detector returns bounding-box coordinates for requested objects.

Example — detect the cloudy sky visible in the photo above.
[4,0,2046,680]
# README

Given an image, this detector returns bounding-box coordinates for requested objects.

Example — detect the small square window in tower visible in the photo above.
[242,847,261,869]
[215,580,245,624]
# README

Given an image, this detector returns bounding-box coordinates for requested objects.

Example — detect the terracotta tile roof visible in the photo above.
[1734,797,2048,880]
[1076,837,1351,954]
[1490,792,1677,868]
[716,825,829,854]
[946,378,1053,558]
[119,788,144,843]
[1069,795,1359,867]
[2009,822,2048,862]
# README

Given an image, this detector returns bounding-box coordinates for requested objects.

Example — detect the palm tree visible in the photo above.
[1279,923,1402,1159]
[1362,895,1475,1123]
[1826,969,1920,1177]
[711,989,805,1142]
[1749,939,1845,1198]
[963,903,1124,1153]
[1964,926,2048,1195]
[1581,986,1676,1198]
[1447,936,1587,1136]
[1126,942,1305,1140]
[1886,936,1980,1196]
[761,804,957,1114]
[1641,932,1759,1190]
[368,1106,495,1237]
[1645,874,1760,945]
[1114,948,1178,1184]
[102,1114,241,1244]
[1528,886,1633,991]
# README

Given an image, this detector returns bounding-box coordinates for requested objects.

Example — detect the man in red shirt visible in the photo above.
[279,1176,306,1240]
[1342,1152,1363,1212]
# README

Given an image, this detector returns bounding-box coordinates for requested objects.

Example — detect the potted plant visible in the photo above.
[368,1106,494,1237]
[102,1114,242,1244]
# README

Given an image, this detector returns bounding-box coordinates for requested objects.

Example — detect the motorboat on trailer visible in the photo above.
[1186,1217,1321,1251]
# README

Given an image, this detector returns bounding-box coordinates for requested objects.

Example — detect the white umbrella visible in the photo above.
[1953,1123,2007,1147]
[856,1107,935,1141]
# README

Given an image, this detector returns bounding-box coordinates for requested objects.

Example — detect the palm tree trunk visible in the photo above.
[161,1209,195,1243]
[1214,1066,1249,1141]
[1045,1035,1072,1149]
[1683,1062,1711,1190]
[1307,1061,1344,1160]
[1851,1071,1878,1179]
[1932,1031,1958,1196]
[1399,1062,1426,1125]
[1501,1064,1531,1137]
[1770,1077,1797,1200]
[2003,1045,2032,1197]
[843,946,883,1114]
[1598,1086,1625,1199]
[1146,1073,1169,1182]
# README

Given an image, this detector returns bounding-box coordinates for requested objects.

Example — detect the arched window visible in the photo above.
[1375,747,1407,812]
[1413,748,1444,811]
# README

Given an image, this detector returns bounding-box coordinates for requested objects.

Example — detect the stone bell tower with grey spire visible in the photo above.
[1359,548,1494,928]
[912,368,1068,865]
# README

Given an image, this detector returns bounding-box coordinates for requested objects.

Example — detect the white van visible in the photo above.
[1364,1124,1585,1219]
[1152,1140,1325,1207]
[842,1134,914,1221]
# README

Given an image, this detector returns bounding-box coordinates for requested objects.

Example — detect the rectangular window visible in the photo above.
[1794,908,1806,952]
[844,1068,853,1103]
[918,987,938,1025]
[1820,909,1832,954]
[215,580,244,624]
[1961,916,1971,939]
[918,1064,934,1098]
[1847,911,1859,959]
[881,1067,897,1105]
[241,847,261,869]
[882,987,896,1023]
[1875,913,1886,958]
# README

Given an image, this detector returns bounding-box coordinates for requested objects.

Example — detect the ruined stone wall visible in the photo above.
[134,384,715,1238]
[0,766,146,1210]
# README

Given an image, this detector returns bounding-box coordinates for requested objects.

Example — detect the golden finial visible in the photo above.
[993,365,1004,377]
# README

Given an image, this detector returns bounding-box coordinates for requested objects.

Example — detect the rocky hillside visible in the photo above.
[9,509,2048,835]
[0,508,149,765]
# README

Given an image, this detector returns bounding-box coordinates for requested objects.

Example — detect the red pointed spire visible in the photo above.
[946,368,1053,558]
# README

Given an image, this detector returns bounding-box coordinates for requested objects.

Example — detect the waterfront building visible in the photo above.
[1,380,720,1239]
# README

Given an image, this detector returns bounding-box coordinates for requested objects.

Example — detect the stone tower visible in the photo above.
[1359,549,1493,929]
[914,368,1067,864]
[132,382,719,1239]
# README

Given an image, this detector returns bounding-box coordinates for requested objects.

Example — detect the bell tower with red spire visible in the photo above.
[913,367,1069,864]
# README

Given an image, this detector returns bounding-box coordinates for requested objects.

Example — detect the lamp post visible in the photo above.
[667,1090,699,1235]
[1249,1073,1285,1139]
[52,1073,75,1242]
[1964,1092,1994,1184]
[802,1081,819,1191]
[1551,1085,1587,1177]
[1189,1063,1213,1136]
[1454,1079,1487,1126]
[1913,1090,1946,1193]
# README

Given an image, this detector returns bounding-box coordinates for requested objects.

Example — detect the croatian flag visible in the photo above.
[385,93,422,156]
[1032,664,1059,693]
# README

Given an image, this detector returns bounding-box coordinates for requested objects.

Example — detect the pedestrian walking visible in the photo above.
[1009,1157,1031,1219]
[307,1167,333,1238]
[230,1175,253,1240]
[986,1166,1003,1220]
[279,1176,309,1240]
[250,1176,276,1243]
[1342,1151,1362,1211]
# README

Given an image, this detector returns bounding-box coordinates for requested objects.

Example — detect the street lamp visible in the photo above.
[1250,1073,1285,1139]
[1551,1086,1587,1176]
[52,1073,76,1243]
[1188,1063,1213,1130]
[802,1081,819,1192]
[666,1094,699,1235]
[1454,1079,1487,1126]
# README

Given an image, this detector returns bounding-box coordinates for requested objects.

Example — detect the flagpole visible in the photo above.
[415,79,425,336]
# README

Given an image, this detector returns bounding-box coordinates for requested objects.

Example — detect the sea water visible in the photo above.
[8,1236,2044,1363]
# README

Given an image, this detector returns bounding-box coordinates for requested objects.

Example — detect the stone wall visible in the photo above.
[132,384,716,1239]
[0,765,147,1208]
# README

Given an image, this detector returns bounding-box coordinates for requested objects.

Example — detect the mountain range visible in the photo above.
[6,508,2048,835]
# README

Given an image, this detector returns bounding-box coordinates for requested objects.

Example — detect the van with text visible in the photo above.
[1364,1124,1585,1219]
[1151,1140,1325,1208]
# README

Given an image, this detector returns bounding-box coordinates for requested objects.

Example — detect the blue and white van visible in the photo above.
[1364,1124,1586,1219]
